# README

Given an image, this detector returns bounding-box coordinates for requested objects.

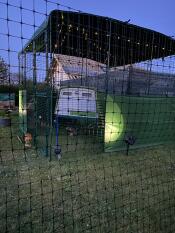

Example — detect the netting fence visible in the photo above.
[1,0,175,232]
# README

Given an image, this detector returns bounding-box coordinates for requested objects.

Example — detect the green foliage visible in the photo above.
[0,56,9,84]
[0,85,19,105]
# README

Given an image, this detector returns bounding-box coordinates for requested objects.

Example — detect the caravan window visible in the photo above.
[82,93,92,98]
[62,91,72,96]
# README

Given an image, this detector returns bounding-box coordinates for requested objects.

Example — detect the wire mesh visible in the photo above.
[1,0,175,232]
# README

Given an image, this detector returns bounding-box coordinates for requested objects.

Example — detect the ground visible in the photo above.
[1,112,175,233]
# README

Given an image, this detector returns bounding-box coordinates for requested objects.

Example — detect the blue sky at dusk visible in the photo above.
[0,0,175,73]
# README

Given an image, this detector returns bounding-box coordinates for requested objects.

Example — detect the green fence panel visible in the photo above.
[105,95,175,152]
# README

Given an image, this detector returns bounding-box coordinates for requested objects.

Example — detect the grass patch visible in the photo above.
[1,114,175,232]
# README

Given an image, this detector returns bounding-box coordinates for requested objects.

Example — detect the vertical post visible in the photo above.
[45,30,49,157]
[147,33,154,95]
[48,17,54,160]
[45,30,49,84]
[104,19,112,150]
[18,53,21,85]
[55,115,61,159]
[24,52,27,89]
[105,19,112,95]
[126,65,133,95]
[18,52,26,87]
[107,20,112,72]
[33,42,37,86]
[33,40,37,146]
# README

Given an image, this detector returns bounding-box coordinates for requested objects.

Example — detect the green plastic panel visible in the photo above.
[19,90,27,135]
[105,95,175,152]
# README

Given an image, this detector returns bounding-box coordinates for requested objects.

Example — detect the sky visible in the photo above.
[0,0,175,73]
[60,0,175,36]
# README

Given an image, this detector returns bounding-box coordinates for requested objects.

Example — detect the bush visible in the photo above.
[0,85,19,106]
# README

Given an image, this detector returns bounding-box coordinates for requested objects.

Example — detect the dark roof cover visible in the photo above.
[23,10,175,67]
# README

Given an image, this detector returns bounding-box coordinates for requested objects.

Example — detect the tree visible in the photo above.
[0,57,9,85]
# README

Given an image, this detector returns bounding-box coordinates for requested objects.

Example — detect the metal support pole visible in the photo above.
[45,30,49,157]
[104,19,112,150]
[33,41,37,146]
[18,53,21,85]
[55,115,61,159]
[23,52,27,89]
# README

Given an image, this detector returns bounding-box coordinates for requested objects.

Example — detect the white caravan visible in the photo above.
[55,87,98,121]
